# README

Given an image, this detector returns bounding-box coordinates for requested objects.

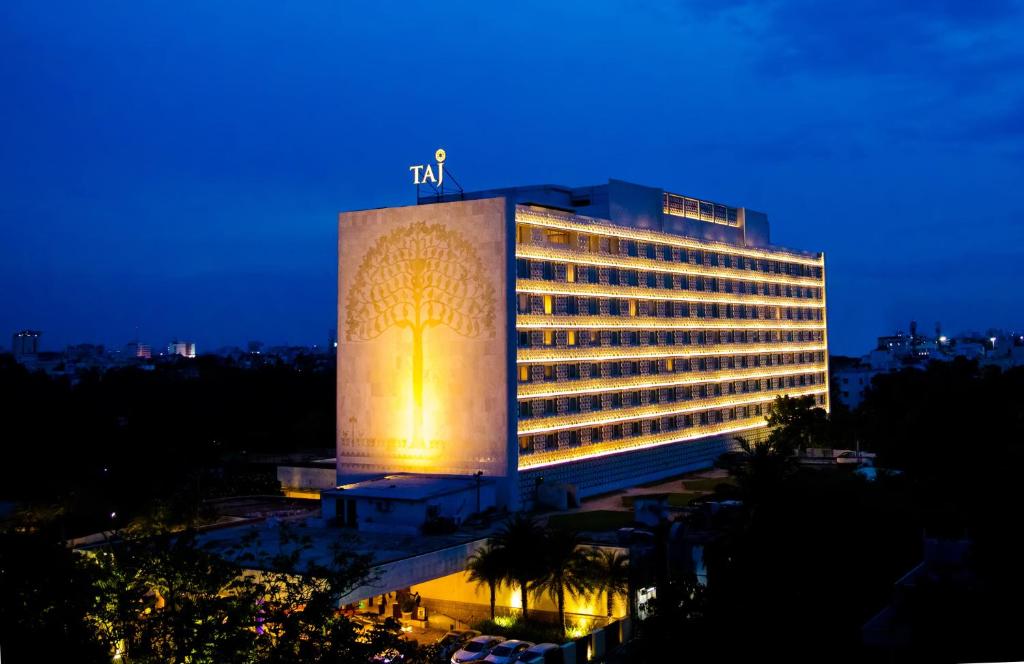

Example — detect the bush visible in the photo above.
[471,618,569,645]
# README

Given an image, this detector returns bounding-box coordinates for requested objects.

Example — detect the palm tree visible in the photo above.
[465,543,504,620]
[589,548,629,617]
[531,528,595,633]
[733,435,797,512]
[491,514,544,619]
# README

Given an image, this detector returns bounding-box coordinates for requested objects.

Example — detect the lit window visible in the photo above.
[519,366,529,382]
[566,264,576,283]
[628,300,637,317]
[545,230,569,245]
[568,330,577,346]
[543,330,554,345]
[543,296,553,315]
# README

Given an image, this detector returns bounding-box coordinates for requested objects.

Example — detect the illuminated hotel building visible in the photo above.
[336,179,827,509]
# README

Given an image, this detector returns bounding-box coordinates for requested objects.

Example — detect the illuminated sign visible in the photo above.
[409,148,446,186]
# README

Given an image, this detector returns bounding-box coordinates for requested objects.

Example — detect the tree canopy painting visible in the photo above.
[346,221,496,445]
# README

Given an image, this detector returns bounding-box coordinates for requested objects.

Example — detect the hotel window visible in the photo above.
[568,330,577,346]
[518,366,529,382]
[543,296,553,315]
[543,330,554,346]
[566,264,576,283]
[545,229,570,245]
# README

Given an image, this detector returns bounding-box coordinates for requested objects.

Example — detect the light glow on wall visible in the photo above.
[517,385,827,435]
[517,244,823,287]
[517,315,825,331]
[518,417,773,470]
[518,342,828,364]
[516,279,826,308]
[516,208,824,266]
[517,363,828,399]
[337,199,509,478]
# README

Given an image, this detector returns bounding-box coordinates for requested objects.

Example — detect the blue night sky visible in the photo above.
[2,1,1022,355]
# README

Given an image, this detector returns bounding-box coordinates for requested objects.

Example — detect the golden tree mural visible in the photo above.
[346,221,496,445]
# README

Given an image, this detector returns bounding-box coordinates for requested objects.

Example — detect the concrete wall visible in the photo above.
[337,198,510,485]
[343,538,489,605]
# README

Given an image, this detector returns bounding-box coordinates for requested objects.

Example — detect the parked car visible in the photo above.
[451,635,505,663]
[517,643,562,664]
[483,639,533,663]
[438,630,481,661]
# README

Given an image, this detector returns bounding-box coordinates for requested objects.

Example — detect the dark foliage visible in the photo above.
[0,354,332,534]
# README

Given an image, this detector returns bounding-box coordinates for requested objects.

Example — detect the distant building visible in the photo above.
[836,322,1024,409]
[11,330,41,358]
[167,340,196,358]
[125,341,152,359]
[834,366,879,410]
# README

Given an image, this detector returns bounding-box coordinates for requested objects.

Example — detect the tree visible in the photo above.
[589,548,630,617]
[346,222,496,444]
[531,529,595,633]
[490,514,544,620]
[82,521,421,664]
[731,435,798,513]
[466,543,505,620]
[0,527,109,663]
[764,394,828,452]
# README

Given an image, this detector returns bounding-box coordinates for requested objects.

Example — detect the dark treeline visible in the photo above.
[627,359,1024,663]
[0,353,334,534]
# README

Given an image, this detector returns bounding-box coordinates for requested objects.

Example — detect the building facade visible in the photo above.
[337,179,828,509]
[12,330,41,358]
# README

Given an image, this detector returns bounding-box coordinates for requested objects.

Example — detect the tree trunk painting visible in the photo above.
[346,222,495,447]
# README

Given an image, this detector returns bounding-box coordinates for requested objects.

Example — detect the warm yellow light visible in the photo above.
[543,295,553,315]
[516,315,825,331]
[566,264,576,282]
[516,364,828,399]
[628,300,637,316]
[517,385,827,435]
[518,342,828,364]
[515,279,825,308]
[568,330,577,346]
[519,418,770,470]
[516,208,824,266]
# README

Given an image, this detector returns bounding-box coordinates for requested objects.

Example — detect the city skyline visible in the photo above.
[3,1,1024,355]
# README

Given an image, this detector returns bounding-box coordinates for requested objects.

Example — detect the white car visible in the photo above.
[483,639,533,663]
[451,635,505,663]
[516,643,561,664]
